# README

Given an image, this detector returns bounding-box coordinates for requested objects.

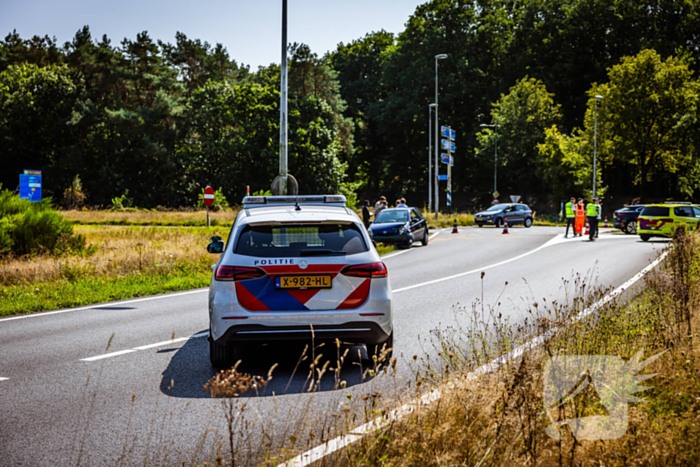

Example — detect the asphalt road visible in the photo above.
[0,226,668,466]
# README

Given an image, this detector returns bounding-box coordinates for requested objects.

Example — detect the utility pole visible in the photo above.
[593,95,603,199]
[434,54,447,219]
[278,0,288,195]
[428,103,436,212]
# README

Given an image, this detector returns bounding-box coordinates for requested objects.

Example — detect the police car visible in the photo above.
[206,195,393,367]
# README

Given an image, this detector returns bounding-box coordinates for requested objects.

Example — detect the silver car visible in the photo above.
[206,195,393,367]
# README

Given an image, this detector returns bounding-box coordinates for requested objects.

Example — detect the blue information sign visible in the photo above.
[450,155,454,167]
[441,139,451,150]
[19,170,42,202]
[438,174,448,181]
[441,153,450,164]
[441,126,449,138]
[450,141,456,152]
[450,128,456,141]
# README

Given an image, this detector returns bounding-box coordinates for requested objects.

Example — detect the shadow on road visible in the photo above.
[160,335,376,399]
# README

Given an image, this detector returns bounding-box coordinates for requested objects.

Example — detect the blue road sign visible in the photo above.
[446,189,452,206]
[450,141,456,152]
[450,155,454,167]
[441,126,449,138]
[442,153,450,164]
[19,171,42,202]
[450,128,456,141]
[441,138,451,151]
[438,174,448,181]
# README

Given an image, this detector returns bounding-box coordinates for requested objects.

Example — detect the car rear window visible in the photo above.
[641,206,669,217]
[235,223,368,257]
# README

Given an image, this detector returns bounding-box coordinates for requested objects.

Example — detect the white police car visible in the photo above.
[206,195,393,367]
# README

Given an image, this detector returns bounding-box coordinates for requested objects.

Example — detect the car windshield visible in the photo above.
[641,206,670,217]
[374,209,409,224]
[235,223,367,257]
[486,204,509,212]
[620,206,642,212]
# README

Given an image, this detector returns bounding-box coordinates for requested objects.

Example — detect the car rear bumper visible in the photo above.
[638,229,670,238]
[214,321,391,346]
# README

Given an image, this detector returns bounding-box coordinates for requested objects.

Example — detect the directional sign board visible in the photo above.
[441,138,451,151]
[450,128,456,141]
[19,170,42,202]
[438,174,448,181]
[203,186,215,207]
[441,126,449,139]
[450,141,456,152]
[442,153,450,164]
[450,155,454,167]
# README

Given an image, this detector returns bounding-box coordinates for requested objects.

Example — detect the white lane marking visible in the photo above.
[81,331,210,362]
[280,250,669,467]
[0,288,209,323]
[392,233,637,294]
[0,377,8,381]
[381,230,442,260]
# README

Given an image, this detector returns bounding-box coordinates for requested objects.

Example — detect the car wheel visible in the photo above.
[640,234,650,242]
[210,335,236,368]
[365,331,393,364]
[625,221,637,235]
[421,229,429,246]
[495,218,503,228]
[524,217,533,228]
[477,223,483,228]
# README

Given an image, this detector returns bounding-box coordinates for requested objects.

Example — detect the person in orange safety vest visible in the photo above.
[574,198,585,236]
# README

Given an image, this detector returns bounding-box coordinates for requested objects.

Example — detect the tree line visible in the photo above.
[1,0,699,209]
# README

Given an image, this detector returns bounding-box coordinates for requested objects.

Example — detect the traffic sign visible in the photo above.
[510,195,521,203]
[442,153,450,164]
[441,126,449,139]
[450,155,454,167]
[441,138,451,151]
[203,186,215,207]
[438,175,448,181]
[19,170,42,202]
[493,191,499,198]
[446,189,452,206]
[450,128,456,141]
[450,141,456,152]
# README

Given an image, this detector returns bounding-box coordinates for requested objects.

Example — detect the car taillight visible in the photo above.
[215,266,266,281]
[341,262,388,278]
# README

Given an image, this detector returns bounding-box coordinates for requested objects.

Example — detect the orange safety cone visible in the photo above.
[604,216,609,228]
[584,218,590,236]
[502,218,509,234]
[451,219,459,234]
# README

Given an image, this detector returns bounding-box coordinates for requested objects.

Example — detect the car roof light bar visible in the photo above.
[242,195,347,208]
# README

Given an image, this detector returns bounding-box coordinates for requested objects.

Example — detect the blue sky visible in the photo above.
[1,0,425,69]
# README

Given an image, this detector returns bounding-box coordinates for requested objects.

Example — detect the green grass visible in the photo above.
[0,269,210,316]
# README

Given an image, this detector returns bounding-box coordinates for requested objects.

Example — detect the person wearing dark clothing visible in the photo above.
[564,197,576,238]
[362,200,371,229]
[587,199,599,241]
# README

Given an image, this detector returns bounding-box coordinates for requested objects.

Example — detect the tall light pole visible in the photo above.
[480,123,500,197]
[428,103,437,212]
[278,0,288,195]
[434,54,447,219]
[593,95,603,199]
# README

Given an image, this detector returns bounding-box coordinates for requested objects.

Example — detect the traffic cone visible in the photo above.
[584,219,590,236]
[451,219,458,234]
[604,216,609,228]
[502,218,509,234]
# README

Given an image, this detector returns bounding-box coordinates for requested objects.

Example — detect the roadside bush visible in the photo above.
[0,186,85,256]
[62,174,87,209]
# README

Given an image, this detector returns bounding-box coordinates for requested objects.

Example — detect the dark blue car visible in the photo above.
[369,207,429,248]
[474,203,534,228]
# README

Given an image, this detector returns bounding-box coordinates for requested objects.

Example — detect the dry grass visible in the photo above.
[61,209,240,226]
[331,232,700,466]
[0,226,226,287]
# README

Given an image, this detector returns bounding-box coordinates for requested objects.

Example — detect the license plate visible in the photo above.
[275,275,332,289]
[476,218,482,221]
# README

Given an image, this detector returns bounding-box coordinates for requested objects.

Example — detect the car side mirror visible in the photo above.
[207,237,224,254]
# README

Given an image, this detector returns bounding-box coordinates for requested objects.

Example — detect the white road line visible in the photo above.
[0,288,208,323]
[392,233,635,294]
[0,377,8,381]
[81,331,210,362]
[280,250,669,467]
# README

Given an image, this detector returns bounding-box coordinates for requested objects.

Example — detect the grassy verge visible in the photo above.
[334,233,700,466]
[60,208,240,226]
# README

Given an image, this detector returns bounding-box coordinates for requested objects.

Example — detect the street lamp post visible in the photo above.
[480,123,500,198]
[428,103,437,212]
[434,54,447,219]
[277,0,288,195]
[593,95,603,199]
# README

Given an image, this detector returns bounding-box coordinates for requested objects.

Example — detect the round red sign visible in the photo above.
[203,186,215,207]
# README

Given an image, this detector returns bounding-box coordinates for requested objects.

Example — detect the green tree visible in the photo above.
[595,49,699,199]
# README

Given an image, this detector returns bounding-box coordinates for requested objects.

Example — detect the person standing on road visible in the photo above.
[564,197,576,238]
[587,199,599,241]
[595,199,602,238]
[575,198,585,236]
[374,196,386,216]
[362,200,371,229]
